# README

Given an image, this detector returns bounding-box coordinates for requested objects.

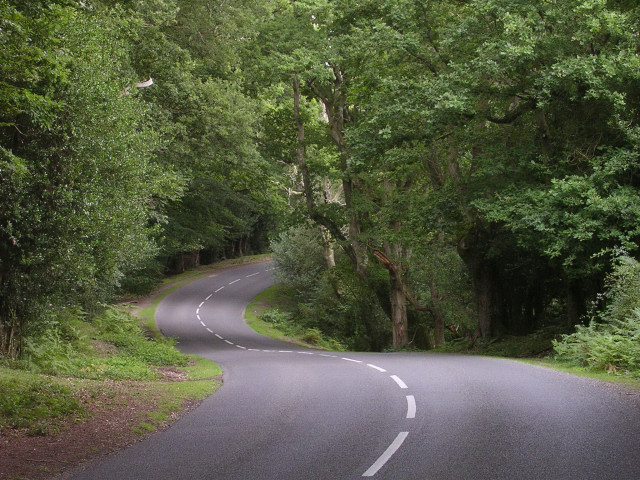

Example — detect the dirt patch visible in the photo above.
[153,366,189,382]
[0,381,200,480]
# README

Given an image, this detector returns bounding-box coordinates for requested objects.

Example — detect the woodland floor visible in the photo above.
[0,374,204,480]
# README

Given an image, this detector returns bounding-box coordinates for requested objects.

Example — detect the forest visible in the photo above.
[2,0,640,372]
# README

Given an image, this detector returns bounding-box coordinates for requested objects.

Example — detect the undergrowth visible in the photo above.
[553,255,640,377]
[0,306,197,436]
[17,307,188,380]
[0,370,86,436]
[259,308,345,351]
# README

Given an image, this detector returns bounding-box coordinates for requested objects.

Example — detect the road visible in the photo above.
[69,262,640,479]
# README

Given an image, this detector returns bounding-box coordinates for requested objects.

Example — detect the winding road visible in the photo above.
[70,262,640,479]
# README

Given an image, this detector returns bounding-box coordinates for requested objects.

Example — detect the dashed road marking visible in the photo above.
[390,375,408,389]
[362,432,409,477]
[406,395,416,419]
[190,270,417,476]
[367,364,387,373]
[342,357,363,364]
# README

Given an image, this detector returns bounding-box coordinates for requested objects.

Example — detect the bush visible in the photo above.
[553,255,640,373]
[270,225,326,298]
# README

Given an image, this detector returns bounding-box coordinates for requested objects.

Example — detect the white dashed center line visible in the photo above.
[390,375,408,389]
[190,268,418,478]
[342,357,363,364]
[367,363,387,373]
[362,432,409,477]
[406,395,416,419]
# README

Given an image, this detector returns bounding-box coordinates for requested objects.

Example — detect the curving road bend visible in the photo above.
[69,262,640,480]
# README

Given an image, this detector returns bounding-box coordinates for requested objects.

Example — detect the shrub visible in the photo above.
[270,225,326,298]
[554,255,640,373]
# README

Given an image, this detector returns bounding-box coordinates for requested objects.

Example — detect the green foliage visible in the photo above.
[0,371,85,436]
[271,224,391,350]
[553,313,640,373]
[257,307,346,351]
[270,225,326,297]
[0,1,181,356]
[554,256,640,373]
[20,307,188,380]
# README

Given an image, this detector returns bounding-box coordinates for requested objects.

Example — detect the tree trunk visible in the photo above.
[429,281,446,348]
[475,264,493,339]
[458,227,495,339]
[566,280,583,328]
[308,72,367,278]
[389,270,409,349]
[321,228,336,268]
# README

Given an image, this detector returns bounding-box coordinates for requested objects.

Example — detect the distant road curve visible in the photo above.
[69,261,640,480]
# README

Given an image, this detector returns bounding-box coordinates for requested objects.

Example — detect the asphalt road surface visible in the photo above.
[69,262,640,479]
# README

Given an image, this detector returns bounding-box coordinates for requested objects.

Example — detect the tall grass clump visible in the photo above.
[19,307,188,380]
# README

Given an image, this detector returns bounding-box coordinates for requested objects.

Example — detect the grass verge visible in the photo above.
[244,284,345,351]
[517,357,640,390]
[432,331,640,389]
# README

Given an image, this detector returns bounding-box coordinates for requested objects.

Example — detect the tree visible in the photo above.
[0,1,177,357]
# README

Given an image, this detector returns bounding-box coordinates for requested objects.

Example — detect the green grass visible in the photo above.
[244,285,345,351]
[0,256,276,444]
[1,306,223,437]
[0,368,87,436]
[131,355,222,435]
[517,357,640,390]
[182,354,222,380]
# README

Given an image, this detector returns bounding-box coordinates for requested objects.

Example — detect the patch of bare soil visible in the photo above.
[0,381,200,480]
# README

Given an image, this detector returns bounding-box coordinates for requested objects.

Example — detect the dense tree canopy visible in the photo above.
[2,0,640,356]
